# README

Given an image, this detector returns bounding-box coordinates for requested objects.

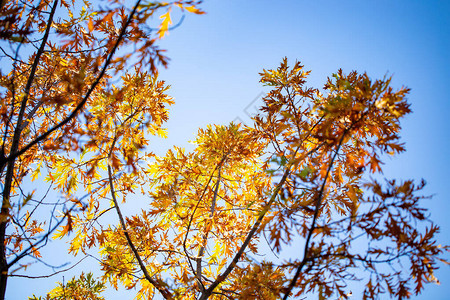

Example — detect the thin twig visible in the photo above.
[7,201,78,269]
[9,256,89,279]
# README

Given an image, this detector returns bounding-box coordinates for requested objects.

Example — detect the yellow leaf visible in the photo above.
[31,162,42,181]
[157,128,168,138]
[158,9,172,39]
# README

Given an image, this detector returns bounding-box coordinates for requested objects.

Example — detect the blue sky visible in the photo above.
[8,0,450,299]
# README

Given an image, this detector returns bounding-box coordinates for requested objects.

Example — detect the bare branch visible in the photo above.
[9,256,89,279]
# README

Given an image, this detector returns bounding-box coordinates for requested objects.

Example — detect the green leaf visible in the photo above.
[279,155,287,166]
[299,166,312,179]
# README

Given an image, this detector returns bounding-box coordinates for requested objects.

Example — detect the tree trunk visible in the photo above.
[0,221,7,300]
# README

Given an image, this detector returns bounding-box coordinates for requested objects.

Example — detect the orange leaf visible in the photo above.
[88,17,94,32]
[184,5,205,14]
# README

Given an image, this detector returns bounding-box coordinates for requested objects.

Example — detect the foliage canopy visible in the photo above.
[0,0,447,299]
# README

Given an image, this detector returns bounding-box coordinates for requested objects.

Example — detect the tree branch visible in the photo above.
[199,145,304,299]
[107,135,173,299]
[196,164,221,291]
[283,128,348,299]
[0,0,58,176]
[182,155,227,288]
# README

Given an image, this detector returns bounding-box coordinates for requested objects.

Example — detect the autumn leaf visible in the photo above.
[159,9,172,39]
